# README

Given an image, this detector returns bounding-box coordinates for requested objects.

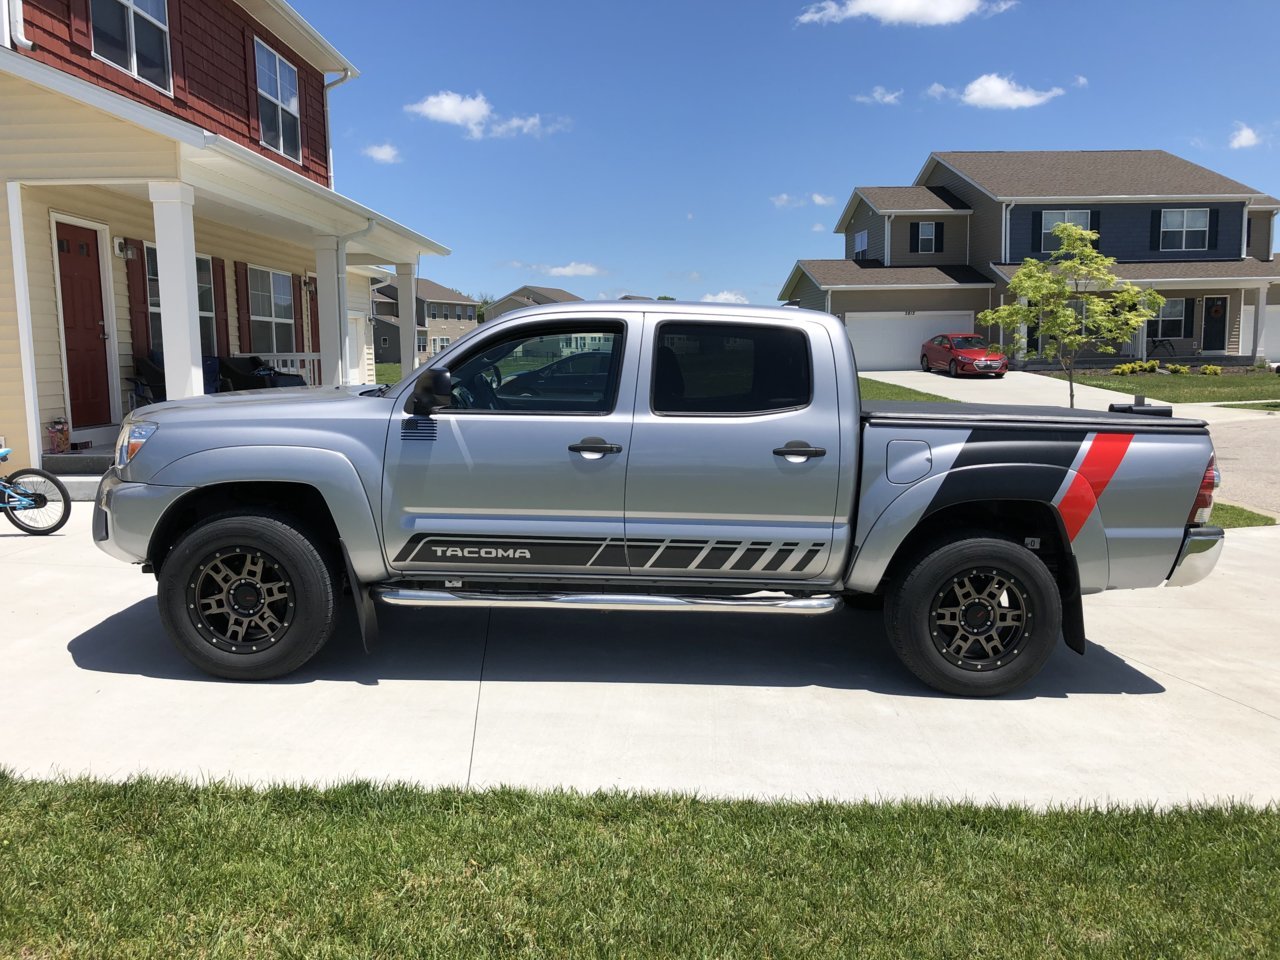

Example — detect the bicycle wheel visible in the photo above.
[3,468,71,535]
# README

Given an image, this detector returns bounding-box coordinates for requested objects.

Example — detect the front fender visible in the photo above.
[845,463,1109,595]
[149,446,389,583]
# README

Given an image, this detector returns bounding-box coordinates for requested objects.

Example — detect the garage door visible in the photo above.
[1267,305,1280,363]
[843,311,974,371]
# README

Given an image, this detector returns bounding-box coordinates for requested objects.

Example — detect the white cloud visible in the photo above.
[959,73,1064,109]
[687,212,695,220]
[1073,75,1089,88]
[854,85,903,105]
[925,81,953,99]
[361,143,401,164]
[687,271,702,282]
[811,193,836,206]
[701,291,749,304]
[770,192,806,208]
[797,0,1013,27]
[1230,122,1260,149]
[546,261,602,277]
[812,222,826,232]
[405,90,565,139]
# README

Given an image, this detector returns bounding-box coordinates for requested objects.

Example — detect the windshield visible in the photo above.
[950,336,990,350]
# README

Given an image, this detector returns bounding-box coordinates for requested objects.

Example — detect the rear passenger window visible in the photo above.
[652,322,812,415]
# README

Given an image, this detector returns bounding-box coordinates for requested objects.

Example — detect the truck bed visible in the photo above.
[861,400,1208,433]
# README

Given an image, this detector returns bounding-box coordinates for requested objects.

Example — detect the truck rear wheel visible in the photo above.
[884,537,1060,696]
[157,514,337,680]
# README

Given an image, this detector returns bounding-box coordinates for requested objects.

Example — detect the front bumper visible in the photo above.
[93,470,193,565]
[1165,526,1224,587]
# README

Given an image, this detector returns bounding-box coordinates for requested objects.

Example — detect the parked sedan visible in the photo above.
[920,333,1008,378]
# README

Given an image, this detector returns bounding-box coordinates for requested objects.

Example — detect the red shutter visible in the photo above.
[234,261,251,355]
[124,238,150,356]
[308,283,320,383]
[292,274,304,352]
[211,258,230,358]
[244,30,261,140]
[169,0,188,102]
[68,0,92,51]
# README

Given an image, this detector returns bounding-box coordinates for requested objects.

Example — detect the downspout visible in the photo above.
[824,289,831,317]
[884,215,894,266]
[8,0,35,50]
[322,69,355,189]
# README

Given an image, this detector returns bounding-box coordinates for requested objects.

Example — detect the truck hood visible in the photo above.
[128,385,382,423]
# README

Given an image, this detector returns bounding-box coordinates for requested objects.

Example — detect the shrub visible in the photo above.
[1200,365,1223,376]
[1111,363,1137,376]
[1140,360,1160,373]
[1167,364,1190,375]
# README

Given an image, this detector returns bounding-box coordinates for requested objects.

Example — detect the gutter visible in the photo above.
[8,0,34,50]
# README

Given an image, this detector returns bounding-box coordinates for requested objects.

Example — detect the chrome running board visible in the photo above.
[375,587,841,615]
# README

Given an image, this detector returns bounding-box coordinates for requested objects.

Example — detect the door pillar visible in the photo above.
[395,261,417,380]
[148,181,202,399]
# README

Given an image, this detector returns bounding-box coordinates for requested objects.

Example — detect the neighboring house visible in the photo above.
[372,278,478,358]
[779,151,1280,370]
[487,284,582,321]
[0,0,447,470]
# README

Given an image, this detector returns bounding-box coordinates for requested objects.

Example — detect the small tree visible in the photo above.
[472,292,495,323]
[979,222,1164,407]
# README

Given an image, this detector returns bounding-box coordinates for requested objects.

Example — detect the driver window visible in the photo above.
[446,324,624,414]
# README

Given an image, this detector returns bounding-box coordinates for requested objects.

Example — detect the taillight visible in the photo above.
[1188,455,1219,525]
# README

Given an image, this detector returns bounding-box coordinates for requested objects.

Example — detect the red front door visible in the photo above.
[56,223,112,428]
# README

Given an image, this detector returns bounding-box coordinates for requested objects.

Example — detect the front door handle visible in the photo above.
[773,441,826,462]
[569,437,623,460]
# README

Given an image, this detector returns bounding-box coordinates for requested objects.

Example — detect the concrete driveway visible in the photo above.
[3,513,1279,807]
[865,370,1280,515]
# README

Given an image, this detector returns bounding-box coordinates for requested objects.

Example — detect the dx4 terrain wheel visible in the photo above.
[884,537,1061,696]
[158,514,337,680]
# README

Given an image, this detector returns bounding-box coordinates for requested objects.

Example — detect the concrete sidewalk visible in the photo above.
[3,513,1279,807]
[863,369,1272,425]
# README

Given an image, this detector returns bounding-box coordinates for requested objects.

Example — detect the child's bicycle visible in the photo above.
[0,448,71,535]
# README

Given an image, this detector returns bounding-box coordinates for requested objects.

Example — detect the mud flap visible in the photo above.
[340,539,379,654]
[1057,556,1086,656]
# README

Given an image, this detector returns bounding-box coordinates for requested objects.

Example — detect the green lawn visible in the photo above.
[859,376,949,402]
[1,778,1277,959]
[1220,401,1280,411]
[1211,502,1277,528]
[1047,371,1280,404]
[375,362,402,385]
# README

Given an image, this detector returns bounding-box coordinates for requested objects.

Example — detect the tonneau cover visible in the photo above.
[862,400,1207,431]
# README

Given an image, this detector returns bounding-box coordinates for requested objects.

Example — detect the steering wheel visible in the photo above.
[468,372,500,409]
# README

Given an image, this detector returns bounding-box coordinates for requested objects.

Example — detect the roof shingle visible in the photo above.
[857,186,970,213]
[799,260,994,288]
[990,258,1280,283]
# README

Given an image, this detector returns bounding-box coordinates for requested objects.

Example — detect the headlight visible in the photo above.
[115,421,158,467]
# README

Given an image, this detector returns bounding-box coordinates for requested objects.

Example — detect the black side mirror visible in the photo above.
[407,368,454,416]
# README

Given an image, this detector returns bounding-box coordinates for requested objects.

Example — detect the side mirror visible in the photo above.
[407,368,453,416]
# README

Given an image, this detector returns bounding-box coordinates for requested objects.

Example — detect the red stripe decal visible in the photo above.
[1057,433,1134,541]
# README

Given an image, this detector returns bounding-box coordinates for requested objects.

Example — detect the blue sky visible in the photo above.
[298,0,1279,304]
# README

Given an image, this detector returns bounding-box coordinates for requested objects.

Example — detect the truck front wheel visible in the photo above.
[884,537,1060,696]
[157,514,337,680]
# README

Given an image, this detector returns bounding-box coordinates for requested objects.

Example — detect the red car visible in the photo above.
[920,333,1008,378]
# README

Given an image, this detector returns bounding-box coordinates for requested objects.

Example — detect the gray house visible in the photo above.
[372,278,479,360]
[487,285,582,320]
[780,150,1280,369]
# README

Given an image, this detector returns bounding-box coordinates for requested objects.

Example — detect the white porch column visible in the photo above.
[314,237,344,385]
[395,261,418,380]
[148,182,202,399]
[1253,283,1270,361]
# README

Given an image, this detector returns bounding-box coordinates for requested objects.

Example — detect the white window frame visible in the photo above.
[1160,208,1210,252]
[254,37,302,163]
[91,0,173,95]
[853,230,868,261]
[1042,210,1092,250]
[416,332,428,354]
[246,265,296,354]
[144,243,215,355]
[918,221,935,254]
[1149,299,1186,340]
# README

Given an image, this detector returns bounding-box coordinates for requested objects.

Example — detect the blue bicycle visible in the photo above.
[0,448,70,535]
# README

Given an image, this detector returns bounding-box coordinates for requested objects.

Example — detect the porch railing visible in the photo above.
[236,352,322,385]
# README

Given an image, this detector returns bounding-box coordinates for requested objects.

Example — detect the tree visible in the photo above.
[471,292,495,323]
[978,222,1164,408]
[656,295,677,301]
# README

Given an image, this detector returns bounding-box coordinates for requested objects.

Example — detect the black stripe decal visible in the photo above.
[696,545,738,570]
[930,430,1087,517]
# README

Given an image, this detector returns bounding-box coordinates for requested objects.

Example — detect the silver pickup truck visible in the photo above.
[94,302,1223,696]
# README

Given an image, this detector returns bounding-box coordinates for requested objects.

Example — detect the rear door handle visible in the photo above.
[773,441,826,462]
[569,437,623,459]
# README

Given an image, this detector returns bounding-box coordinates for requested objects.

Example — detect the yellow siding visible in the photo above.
[0,188,33,467]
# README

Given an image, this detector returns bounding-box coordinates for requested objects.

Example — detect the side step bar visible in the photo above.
[375,588,842,615]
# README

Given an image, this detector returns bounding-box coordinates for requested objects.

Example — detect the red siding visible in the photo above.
[21,0,331,186]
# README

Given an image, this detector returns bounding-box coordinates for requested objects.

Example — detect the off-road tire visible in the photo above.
[884,537,1061,696]
[158,513,337,680]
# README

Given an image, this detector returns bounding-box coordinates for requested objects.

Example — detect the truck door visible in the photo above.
[623,314,846,581]
[384,317,638,577]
